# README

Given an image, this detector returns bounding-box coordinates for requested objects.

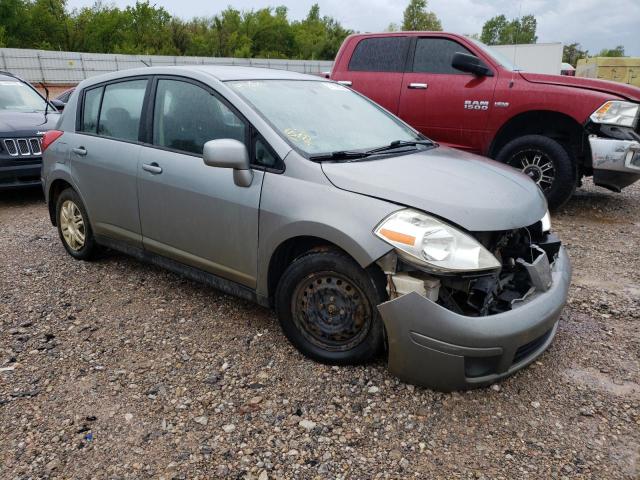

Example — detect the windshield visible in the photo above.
[227,80,423,156]
[467,38,520,71]
[0,79,48,112]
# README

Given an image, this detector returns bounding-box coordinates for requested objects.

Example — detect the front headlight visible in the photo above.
[590,101,639,128]
[374,209,501,273]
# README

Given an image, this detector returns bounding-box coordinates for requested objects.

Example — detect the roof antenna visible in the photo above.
[39,81,50,119]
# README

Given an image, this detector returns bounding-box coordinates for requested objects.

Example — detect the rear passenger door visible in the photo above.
[137,77,265,288]
[333,36,410,115]
[69,77,150,246]
[398,37,497,153]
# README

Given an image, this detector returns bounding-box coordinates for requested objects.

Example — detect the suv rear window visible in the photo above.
[348,37,410,72]
[412,38,473,74]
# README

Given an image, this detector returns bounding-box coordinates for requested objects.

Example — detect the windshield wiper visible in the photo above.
[365,140,434,154]
[309,150,371,161]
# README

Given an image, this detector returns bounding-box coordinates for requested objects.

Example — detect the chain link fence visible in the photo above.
[0,48,334,84]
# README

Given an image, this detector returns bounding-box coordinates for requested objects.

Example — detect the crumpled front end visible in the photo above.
[590,136,640,192]
[377,223,572,392]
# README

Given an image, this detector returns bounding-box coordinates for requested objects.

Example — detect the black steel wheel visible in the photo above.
[275,249,386,365]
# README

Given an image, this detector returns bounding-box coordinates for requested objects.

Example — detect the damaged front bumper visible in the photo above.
[589,136,640,192]
[377,247,571,392]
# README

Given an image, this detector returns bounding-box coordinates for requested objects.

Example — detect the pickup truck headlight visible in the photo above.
[374,209,501,273]
[590,101,639,128]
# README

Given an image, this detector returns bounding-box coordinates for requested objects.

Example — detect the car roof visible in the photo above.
[80,65,323,86]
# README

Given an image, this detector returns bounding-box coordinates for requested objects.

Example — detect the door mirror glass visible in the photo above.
[203,139,253,187]
[451,53,494,77]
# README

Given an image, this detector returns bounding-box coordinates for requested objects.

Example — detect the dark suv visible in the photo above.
[0,71,60,189]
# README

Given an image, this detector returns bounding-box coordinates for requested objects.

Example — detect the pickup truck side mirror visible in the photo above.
[203,139,253,187]
[452,52,494,77]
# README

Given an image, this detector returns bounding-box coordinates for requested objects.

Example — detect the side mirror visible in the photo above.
[203,138,253,187]
[452,52,494,77]
[51,98,65,111]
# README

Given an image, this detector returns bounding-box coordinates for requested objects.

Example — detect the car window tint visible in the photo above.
[413,38,473,74]
[153,79,245,156]
[97,79,147,141]
[348,37,410,72]
[81,87,102,133]
[255,137,278,168]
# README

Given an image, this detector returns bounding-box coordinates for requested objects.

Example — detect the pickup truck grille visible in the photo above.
[2,137,42,157]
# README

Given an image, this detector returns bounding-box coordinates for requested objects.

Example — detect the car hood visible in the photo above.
[0,111,60,135]
[519,72,640,102]
[321,146,547,232]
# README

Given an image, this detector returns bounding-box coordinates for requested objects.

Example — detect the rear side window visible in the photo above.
[348,37,410,72]
[153,79,246,155]
[412,38,474,74]
[81,87,102,133]
[97,79,148,141]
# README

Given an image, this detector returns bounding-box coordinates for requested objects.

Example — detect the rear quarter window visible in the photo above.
[80,87,102,134]
[348,37,410,72]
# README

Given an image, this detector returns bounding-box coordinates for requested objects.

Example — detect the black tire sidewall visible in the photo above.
[496,135,576,210]
[275,250,386,365]
[56,188,96,260]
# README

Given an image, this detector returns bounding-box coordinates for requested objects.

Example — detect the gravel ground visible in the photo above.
[1,180,638,479]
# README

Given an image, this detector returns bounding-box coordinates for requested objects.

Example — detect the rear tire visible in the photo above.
[275,249,386,365]
[496,134,577,210]
[55,188,97,260]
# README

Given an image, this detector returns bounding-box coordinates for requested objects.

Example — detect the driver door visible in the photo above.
[137,77,263,288]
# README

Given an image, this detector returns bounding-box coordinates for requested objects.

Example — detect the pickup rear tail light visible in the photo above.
[41,130,63,152]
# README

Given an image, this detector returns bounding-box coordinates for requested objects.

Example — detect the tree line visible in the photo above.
[0,0,350,60]
[0,0,628,66]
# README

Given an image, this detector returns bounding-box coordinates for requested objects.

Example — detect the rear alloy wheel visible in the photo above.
[56,188,97,260]
[496,134,577,210]
[275,250,386,365]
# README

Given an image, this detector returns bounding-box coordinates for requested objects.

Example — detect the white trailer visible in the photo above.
[490,42,563,75]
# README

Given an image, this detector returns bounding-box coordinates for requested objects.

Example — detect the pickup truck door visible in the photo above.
[332,36,411,115]
[398,37,498,154]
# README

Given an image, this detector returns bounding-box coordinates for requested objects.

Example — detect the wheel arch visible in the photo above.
[265,234,388,306]
[47,178,75,226]
[489,110,586,165]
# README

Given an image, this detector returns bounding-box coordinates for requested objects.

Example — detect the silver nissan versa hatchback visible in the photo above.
[42,66,572,391]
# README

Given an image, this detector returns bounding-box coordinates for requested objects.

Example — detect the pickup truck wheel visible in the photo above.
[56,188,97,260]
[275,250,385,365]
[496,135,577,210]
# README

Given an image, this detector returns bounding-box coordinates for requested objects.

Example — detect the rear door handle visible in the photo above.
[408,83,428,89]
[336,80,352,86]
[72,147,87,156]
[142,162,162,174]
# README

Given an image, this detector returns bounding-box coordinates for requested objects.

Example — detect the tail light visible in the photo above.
[41,130,64,152]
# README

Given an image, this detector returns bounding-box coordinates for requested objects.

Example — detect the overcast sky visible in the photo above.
[66,0,640,56]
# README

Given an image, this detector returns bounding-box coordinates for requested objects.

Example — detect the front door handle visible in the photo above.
[408,83,428,89]
[336,80,352,86]
[72,147,87,156]
[142,162,162,174]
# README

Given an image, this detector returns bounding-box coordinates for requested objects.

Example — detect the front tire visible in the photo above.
[275,249,386,365]
[496,134,577,210]
[56,188,97,260]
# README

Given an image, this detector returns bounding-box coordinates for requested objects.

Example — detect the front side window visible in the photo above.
[412,38,474,74]
[153,79,246,155]
[348,37,410,72]
[228,80,422,156]
[81,87,102,133]
[97,79,148,141]
[0,79,48,112]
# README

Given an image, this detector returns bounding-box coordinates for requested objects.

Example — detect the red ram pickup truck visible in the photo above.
[331,32,640,208]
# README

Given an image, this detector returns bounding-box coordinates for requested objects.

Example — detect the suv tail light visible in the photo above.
[41,130,63,152]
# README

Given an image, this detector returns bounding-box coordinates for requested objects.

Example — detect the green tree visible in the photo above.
[401,0,442,31]
[597,45,625,57]
[480,14,537,45]
[562,42,589,66]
